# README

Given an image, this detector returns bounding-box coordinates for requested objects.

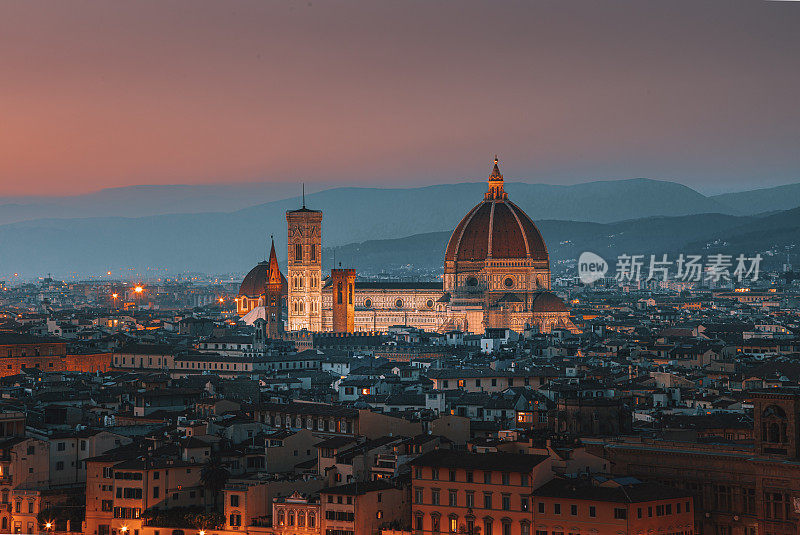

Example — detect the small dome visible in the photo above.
[531,291,568,313]
[239,262,288,297]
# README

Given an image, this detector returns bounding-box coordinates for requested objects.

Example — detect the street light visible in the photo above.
[120,527,128,533]
[134,286,144,294]
[44,522,53,530]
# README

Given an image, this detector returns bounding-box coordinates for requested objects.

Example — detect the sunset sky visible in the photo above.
[1,0,799,196]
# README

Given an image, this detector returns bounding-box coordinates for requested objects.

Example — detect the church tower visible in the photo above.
[264,238,284,339]
[331,268,356,333]
[286,195,322,332]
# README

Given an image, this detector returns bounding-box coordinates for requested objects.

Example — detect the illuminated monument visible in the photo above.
[238,158,576,335]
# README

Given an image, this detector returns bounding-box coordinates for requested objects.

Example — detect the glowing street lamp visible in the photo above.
[120,527,128,533]
[44,522,53,530]
[134,286,144,294]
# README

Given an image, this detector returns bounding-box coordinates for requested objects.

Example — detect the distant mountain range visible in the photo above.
[0,178,798,278]
[326,208,800,274]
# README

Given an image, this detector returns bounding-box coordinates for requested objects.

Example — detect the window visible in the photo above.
[309,513,315,528]
[520,496,528,511]
[589,506,596,517]
[765,492,790,520]
[554,503,561,515]
[432,468,440,480]
[449,517,458,534]
[415,515,424,533]
[715,485,732,511]
[449,490,458,507]
[153,487,159,499]
[466,492,474,508]
[310,244,316,261]
[614,508,627,519]
[466,471,474,483]
[414,488,423,504]
[743,489,756,515]
[571,504,578,516]
[432,489,440,506]
[502,521,511,535]
[637,507,642,519]
[295,244,302,261]
[521,522,531,535]
[57,442,66,451]
[520,474,529,486]
[483,492,492,509]
[484,471,492,484]
[450,470,457,482]
[432,516,441,534]
[231,495,240,507]
[538,502,545,514]
[484,519,493,535]
[501,494,510,510]
[501,473,510,485]
[56,461,64,470]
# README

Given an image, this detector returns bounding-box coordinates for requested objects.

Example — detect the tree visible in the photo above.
[200,454,229,511]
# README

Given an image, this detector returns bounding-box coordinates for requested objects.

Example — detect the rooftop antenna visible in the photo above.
[302,183,306,209]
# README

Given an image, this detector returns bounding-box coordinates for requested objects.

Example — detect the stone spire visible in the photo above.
[267,236,282,287]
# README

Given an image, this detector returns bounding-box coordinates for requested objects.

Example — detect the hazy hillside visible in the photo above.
[712,183,800,215]
[325,214,755,274]
[0,177,751,227]
[0,182,309,225]
[1,178,799,278]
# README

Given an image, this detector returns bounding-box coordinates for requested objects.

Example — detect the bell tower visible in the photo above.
[286,191,323,332]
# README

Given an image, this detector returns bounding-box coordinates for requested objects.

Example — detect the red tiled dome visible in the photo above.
[239,241,288,297]
[444,199,549,263]
[531,291,568,313]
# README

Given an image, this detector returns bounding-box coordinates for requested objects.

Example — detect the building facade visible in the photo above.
[286,204,323,332]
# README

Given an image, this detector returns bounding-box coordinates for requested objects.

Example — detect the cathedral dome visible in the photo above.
[531,291,568,313]
[239,242,288,297]
[444,158,549,263]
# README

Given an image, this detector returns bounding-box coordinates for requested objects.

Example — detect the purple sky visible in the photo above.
[1,0,799,196]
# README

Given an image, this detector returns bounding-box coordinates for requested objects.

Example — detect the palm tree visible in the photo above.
[200,454,230,512]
